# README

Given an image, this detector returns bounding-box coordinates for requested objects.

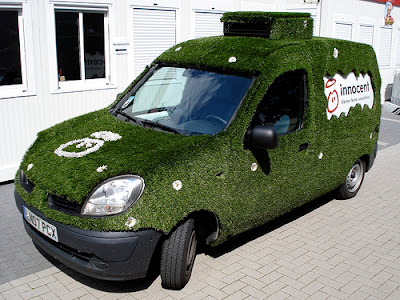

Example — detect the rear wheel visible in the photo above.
[160,218,197,290]
[336,159,366,199]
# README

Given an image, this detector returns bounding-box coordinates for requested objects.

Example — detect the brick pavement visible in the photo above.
[1,111,399,299]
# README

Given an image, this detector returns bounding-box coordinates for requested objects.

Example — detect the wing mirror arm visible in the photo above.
[245,125,279,149]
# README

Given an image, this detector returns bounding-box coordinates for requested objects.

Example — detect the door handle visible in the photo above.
[299,143,309,152]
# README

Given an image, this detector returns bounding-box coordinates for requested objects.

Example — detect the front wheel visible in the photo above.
[336,159,366,199]
[160,218,197,290]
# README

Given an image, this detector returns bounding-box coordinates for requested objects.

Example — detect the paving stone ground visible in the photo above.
[1,109,399,299]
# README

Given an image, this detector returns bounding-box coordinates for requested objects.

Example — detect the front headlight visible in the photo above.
[81,175,144,216]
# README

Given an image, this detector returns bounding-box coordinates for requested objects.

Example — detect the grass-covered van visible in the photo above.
[15,12,381,289]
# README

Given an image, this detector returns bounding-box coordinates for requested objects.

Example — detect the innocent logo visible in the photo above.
[326,79,339,113]
[324,73,374,120]
[327,90,339,113]
[54,131,122,158]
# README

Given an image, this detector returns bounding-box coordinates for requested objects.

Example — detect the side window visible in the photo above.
[55,10,107,82]
[251,70,307,135]
[0,10,22,86]
[0,5,36,99]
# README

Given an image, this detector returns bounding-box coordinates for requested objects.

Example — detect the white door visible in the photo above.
[132,8,176,77]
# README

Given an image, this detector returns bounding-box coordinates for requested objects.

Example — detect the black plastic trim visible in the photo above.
[15,190,163,281]
[366,142,378,172]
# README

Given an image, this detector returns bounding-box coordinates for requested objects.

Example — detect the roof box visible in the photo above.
[221,12,313,40]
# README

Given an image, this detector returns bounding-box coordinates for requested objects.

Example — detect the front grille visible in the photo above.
[48,194,81,215]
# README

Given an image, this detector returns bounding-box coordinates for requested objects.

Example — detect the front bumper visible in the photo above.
[15,190,162,281]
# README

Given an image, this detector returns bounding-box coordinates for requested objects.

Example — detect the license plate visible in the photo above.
[23,206,59,242]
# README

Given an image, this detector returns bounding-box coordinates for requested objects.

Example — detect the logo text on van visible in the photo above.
[324,73,374,120]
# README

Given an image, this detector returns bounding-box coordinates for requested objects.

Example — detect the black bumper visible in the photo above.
[15,190,162,281]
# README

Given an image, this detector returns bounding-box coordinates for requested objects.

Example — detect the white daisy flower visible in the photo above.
[228,56,237,63]
[125,217,137,228]
[333,48,339,59]
[90,131,122,142]
[173,180,183,191]
[96,165,107,173]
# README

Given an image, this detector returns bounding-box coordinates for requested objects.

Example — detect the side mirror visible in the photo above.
[245,125,279,149]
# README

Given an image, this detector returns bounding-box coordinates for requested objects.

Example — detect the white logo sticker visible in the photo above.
[324,73,374,120]
[55,131,121,158]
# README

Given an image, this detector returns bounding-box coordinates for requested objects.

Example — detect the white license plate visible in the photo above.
[23,206,59,242]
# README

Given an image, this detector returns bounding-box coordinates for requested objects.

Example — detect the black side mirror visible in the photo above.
[245,125,279,149]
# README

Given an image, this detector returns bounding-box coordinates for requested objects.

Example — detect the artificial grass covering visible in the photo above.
[221,11,313,40]
[16,12,381,245]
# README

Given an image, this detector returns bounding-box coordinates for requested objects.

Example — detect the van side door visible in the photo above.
[231,69,319,229]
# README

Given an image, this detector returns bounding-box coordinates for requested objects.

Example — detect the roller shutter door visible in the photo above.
[359,25,374,46]
[378,27,392,67]
[194,11,224,38]
[132,8,176,77]
[396,29,400,66]
[335,22,352,41]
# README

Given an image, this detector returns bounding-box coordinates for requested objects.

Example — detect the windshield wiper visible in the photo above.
[116,111,141,124]
[116,111,181,134]
[140,119,180,134]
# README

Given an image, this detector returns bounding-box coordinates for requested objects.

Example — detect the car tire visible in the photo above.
[336,159,366,200]
[160,218,197,290]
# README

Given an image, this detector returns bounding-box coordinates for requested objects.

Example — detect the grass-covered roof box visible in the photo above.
[15,12,381,289]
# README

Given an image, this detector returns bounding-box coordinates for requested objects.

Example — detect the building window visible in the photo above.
[0,10,22,86]
[55,11,106,82]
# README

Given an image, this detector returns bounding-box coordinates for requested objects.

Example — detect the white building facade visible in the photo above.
[0,0,398,182]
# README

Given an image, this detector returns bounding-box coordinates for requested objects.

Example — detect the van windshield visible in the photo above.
[118,66,253,135]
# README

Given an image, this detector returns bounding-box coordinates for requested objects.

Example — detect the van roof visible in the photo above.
[155,12,379,79]
[156,35,377,77]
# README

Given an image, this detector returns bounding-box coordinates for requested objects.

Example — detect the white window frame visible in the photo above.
[0,2,36,99]
[48,3,112,93]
